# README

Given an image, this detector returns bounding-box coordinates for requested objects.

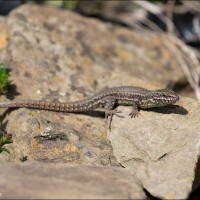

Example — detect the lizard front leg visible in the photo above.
[129,103,140,118]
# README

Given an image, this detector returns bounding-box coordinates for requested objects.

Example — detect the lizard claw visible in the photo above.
[105,109,124,118]
[129,110,140,118]
[105,109,124,129]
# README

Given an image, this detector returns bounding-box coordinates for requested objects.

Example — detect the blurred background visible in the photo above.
[1,0,200,49]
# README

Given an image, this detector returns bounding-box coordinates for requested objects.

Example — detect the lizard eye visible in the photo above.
[153,92,162,98]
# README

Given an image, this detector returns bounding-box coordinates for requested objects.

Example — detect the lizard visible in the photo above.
[0,86,179,128]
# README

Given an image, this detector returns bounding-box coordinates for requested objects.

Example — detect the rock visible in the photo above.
[108,97,200,199]
[0,108,117,166]
[0,4,184,100]
[0,161,146,199]
[0,4,184,165]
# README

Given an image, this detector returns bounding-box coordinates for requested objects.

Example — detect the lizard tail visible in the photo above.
[0,100,90,112]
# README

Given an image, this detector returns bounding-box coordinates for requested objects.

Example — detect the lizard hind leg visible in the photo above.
[102,97,124,129]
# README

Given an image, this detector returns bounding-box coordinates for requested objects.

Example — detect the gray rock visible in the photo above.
[0,161,146,199]
[108,97,200,199]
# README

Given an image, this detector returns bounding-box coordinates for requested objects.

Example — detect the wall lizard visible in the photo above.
[0,86,179,128]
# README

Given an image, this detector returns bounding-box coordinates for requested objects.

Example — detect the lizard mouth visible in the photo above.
[166,94,179,103]
[168,93,179,103]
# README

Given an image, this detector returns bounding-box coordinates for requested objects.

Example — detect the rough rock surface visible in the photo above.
[0,108,117,166]
[0,161,145,199]
[108,97,200,199]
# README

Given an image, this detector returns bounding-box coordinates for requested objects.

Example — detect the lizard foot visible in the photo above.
[129,109,140,118]
[105,109,124,129]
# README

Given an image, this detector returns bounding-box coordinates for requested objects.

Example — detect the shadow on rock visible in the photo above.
[147,105,188,116]
[6,83,20,100]
[0,108,16,130]
[70,110,105,119]
[0,118,9,132]
[189,156,200,199]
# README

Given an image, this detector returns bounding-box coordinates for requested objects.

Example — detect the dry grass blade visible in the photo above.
[164,35,200,100]
[166,0,175,35]
[165,1,200,100]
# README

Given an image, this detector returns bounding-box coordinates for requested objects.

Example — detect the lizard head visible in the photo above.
[139,88,179,108]
[151,89,179,107]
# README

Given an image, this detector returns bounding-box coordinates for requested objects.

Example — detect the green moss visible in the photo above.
[0,64,10,94]
[23,0,77,10]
